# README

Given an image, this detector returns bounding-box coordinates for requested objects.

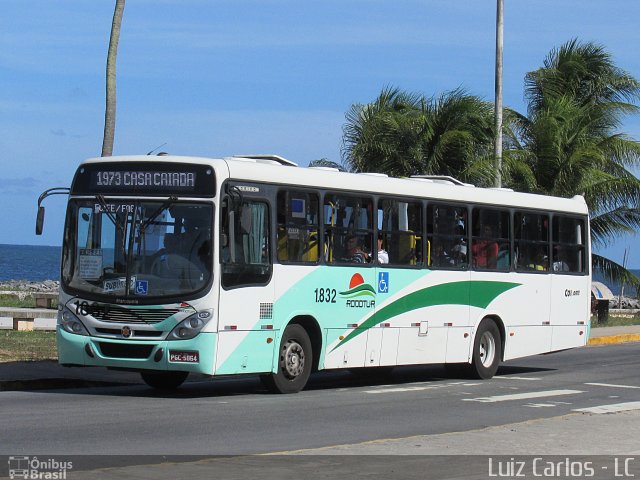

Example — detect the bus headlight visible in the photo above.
[60,308,89,336]
[167,309,213,341]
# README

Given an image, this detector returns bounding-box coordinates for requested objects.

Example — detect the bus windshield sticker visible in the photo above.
[291,198,305,218]
[135,280,149,295]
[103,276,136,293]
[94,203,137,215]
[78,249,103,280]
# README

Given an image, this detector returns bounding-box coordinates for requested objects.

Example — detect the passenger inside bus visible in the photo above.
[377,233,389,264]
[343,234,369,263]
[552,246,570,272]
[472,225,498,269]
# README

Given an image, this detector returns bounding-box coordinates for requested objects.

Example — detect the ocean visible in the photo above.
[593,270,640,297]
[0,244,638,294]
[0,244,62,282]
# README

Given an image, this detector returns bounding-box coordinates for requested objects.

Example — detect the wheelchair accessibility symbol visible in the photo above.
[378,272,389,293]
[135,280,149,295]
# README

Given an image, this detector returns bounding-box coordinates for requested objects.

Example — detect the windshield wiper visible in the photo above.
[95,195,126,236]
[140,196,178,233]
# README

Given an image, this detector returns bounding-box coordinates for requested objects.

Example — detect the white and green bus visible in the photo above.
[36,154,591,393]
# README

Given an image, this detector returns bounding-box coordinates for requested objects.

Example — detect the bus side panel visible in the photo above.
[478,271,552,360]
[445,326,474,363]
[550,274,590,350]
[273,265,379,371]
[364,327,400,367]
[396,324,448,365]
[215,280,276,374]
[324,328,368,369]
[214,330,276,375]
[551,325,588,351]
[503,325,553,360]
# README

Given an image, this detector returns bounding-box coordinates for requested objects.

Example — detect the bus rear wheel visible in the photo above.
[469,319,501,379]
[140,370,189,390]
[261,324,312,394]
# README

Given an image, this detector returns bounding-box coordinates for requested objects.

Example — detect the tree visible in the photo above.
[342,86,495,184]
[308,158,349,171]
[101,0,126,157]
[503,39,640,289]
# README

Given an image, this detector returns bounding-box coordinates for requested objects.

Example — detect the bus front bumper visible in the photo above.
[57,327,217,375]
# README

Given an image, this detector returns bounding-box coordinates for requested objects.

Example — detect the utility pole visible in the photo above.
[493,0,504,188]
[618,247,629,307]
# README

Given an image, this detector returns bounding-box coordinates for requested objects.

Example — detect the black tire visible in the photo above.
[469,319,502,379]
[140,370,189,390]
[261,324,312,394]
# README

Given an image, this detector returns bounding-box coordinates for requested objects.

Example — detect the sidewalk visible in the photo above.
[587,324,640,345]
[0,326,638,391]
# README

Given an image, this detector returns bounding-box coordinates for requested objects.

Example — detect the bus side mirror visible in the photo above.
[35,187,70,236]
[36,206,45,235]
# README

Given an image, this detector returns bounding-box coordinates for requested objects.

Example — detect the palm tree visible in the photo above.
[101,0,126,157]
[503,39,640,290]
[342,87,495,184]
[308,158,349,172]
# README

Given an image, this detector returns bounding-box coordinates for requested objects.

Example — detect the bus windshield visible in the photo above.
[62,198,213,301]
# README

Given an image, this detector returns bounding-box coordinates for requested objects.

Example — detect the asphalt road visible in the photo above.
[1,343,639,459]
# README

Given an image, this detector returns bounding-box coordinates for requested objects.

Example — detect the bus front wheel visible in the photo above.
[469,319,501,379]
[261,324,312,394]
[140,370,189,390]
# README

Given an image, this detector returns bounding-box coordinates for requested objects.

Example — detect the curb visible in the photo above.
[588,334,640,346]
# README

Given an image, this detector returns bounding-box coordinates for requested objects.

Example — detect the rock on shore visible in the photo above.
[610,296,640,310]
[0,280,60,293]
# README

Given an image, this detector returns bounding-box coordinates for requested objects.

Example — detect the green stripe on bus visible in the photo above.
[332,280,520,350]
[339,283,376,297]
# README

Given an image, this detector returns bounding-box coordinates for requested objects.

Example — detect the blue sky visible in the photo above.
[1,0,638,267]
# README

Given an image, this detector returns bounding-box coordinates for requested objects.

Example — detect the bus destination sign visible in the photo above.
[72,162,216,197]
[91,170,197,191]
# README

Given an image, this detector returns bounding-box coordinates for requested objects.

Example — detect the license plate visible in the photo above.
[169,350,199,363]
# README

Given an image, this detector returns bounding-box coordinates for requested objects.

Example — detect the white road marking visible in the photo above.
[573,401,640,414]
[365,382,483,394]
[463,389,583,403]
[365,386,436,394]
[524,400,573,408]
[585,382,640,390]
[495,376,541,381]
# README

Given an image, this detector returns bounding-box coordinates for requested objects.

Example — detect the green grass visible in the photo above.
[0,331,57,362]
[0,294,58,309]
[591,312,640,328]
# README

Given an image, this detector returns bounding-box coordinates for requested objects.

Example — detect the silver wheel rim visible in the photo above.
[281,340,305,379]
[479,331,496,367]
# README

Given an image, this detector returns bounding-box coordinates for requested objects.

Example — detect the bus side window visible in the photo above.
[426,203,467,269]
[324,194,373,264]
[514,212,549,272]
[379,198,422,266]
[552,216,586,274]
[471,208,509,271]
[221,197,271,288]
[276,190,319,264]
